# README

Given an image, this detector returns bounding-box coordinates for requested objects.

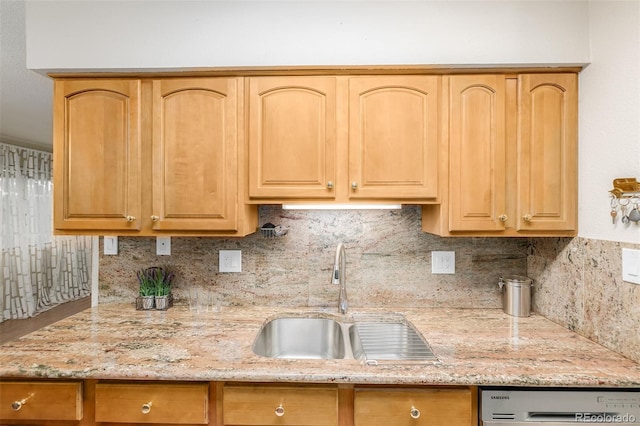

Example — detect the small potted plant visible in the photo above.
[136,266,175,310]
[137,268,157,309]
[153,266,174,310]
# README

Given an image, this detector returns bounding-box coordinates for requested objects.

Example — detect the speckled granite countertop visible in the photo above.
[1,304,639,387]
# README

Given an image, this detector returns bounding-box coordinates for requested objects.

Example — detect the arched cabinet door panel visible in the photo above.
[151,78,239,231]
[349,76,440,200]
[247,76,337,200]
[517,73,577,232]
[53,79,142,231]
[448,75,507,232]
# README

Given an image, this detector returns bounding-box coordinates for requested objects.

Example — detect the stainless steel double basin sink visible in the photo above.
[252,314,438,363]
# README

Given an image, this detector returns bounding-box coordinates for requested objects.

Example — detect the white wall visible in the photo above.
[579,1,640,244]
[25,0,639,244]
[26,1,589,70]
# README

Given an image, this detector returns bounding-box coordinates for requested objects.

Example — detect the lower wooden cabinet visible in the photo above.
[354,387,475,426]
[0,381,83,422]
[0,379,476,426]
[223,384,338,426]
[95,382,209,424]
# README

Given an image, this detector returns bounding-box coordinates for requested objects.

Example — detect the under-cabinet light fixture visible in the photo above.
[282,204,402,210]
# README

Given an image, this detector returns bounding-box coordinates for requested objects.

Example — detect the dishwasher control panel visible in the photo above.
[481,388,640,424]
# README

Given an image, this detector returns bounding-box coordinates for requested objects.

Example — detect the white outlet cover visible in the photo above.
[220,250,242,273]
[103,236,118,255]
[156,237,171,256]
[432,251,455,274]
[622,248,640,284]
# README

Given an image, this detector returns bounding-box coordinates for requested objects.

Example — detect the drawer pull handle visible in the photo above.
[126,215,136,222]
[151,215,159,222]
[522,214,533,222]
[351,182,358,190]
[498,214,508,222]
[141,402,152,414]
[327,181,334,189]
[275,404,285,417]
[410,406,421,419]
[11,394,33,411]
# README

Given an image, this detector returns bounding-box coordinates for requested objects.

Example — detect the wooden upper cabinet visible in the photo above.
[152,78,239,231]
[54,77,257,236]
[53,79,141,231]
[348,76,440,200]
[517,73,577,232]
[423,73,578,237]
[448,75,506,231]
[247,76,337,200]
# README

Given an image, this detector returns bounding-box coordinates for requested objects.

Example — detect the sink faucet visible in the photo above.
[332,242,348,314]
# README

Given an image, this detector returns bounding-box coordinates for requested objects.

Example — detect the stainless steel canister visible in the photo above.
[498,275,532,317]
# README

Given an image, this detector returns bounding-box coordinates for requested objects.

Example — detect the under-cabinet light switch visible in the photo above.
[156,237,171,256]
[219,250,242,273]
[622,248,640,284]
[103,236,118,255]
[432,251,455,274]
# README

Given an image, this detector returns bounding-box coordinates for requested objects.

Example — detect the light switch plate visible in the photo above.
[622,248,640,284]
[432,251,455,274]
[103,236,118,255]
[156,237,171,256]
[219,250,242,273]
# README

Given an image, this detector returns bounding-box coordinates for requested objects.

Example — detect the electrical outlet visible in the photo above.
[432,251,455,274]
[219,250,242,273]
[156,237,171,256]
[622,248,640,284]
[103,236,118,255]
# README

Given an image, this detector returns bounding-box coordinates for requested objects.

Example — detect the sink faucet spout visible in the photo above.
[332,242,348,314]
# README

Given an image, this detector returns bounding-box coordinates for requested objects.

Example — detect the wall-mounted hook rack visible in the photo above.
[609,177,640,199]
[609,178,640,225]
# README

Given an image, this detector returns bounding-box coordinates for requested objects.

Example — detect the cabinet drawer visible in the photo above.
[95,382,208,424]
[0,381,82,421]
[354,388,473,426]
[223,385,338,425]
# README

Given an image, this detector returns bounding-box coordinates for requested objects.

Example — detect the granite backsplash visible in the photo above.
[529,237,640,363]
[99,205,528,309]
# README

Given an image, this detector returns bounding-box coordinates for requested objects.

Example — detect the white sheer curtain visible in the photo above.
[0,143,93,322]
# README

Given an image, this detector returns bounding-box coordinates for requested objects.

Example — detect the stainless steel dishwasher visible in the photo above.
[481,388,640,425]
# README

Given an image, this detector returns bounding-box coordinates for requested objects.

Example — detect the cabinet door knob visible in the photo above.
[126,216,136,222]
[522,214,533,222]
[327,181,334,189]
[351,182,358,190]
[151,215,159,222]
[275,404,285,417]
[498,214,508,222]
[410,406,421,419]
[141,402,152,414]
[11,393,33,411]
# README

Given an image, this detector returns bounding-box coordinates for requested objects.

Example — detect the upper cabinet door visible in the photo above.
[53,80,141,231]
[152,78,239,231]
[348,76,440,200]
[248,77,337,199]
[517,74,577,232]
[448,75,506,231]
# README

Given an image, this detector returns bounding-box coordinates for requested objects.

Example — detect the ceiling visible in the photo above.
[1,0,53,151]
